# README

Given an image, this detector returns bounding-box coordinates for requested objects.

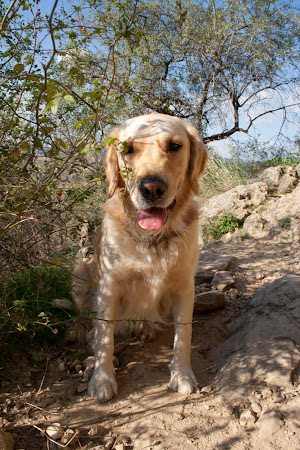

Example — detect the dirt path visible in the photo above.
[1,235,299,449]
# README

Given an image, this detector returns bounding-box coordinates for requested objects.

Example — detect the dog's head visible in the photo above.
[105,113,207,232]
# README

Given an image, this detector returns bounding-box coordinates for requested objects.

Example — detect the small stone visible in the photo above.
[0,431,14,450]
[71,359,81,368]
[251,402,262,414]
[194,290,225,313]
[75,364,82,372]
[61,429,77,446]
[46,423,64,440]
[225,405,234,415]
[83,356,95,368]
[104,436,116,449]
[58,362,65,372]
[211,271,235,292]
[261,388,273,399]
[255,272,265,280]
[114,444,125,450]
[82,366,94,382]
[239,409,256,427]
[77,383,88,393]
[200,385,213,394]
[113,355,120,369]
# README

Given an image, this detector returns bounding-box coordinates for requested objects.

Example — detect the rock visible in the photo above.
[58,362,65,372]
[0,431,14,450]
[75,364,82,372]
[82,366,94,382]
[200,182,268,222]
[254,272,265,280]
[124,361,147,379]
[61,429,77,446]
[195,252,236,283]
[243,212,267,238]
[200,385,213,393]
[278,169,298,194]
[46,423,64,440]
[113,355,120,369]
[216,275,300,401]
[77,382,88,393]
[250,402,262,414]
[71,359,81,368]
[261,166,283,190]
[52,298,74,310]
[257,409,283,437]
[194,290,225,313]
[104,436,117,449]
[83,356,95,368]
[261,388,273,399]
[239,409,256,427]
[212,271,235,291]
[261,183,300,226]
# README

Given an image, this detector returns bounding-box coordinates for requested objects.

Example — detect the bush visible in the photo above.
[202,214,241,242]
[0,264,74,359]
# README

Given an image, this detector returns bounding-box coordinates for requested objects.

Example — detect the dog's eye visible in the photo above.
[169,142,181,152]
[124,144,134,154]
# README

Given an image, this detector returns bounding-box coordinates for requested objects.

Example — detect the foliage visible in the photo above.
[0,263,73,357]
[263,155,300,167]
[200,152,255,198]
[201,214,241,242]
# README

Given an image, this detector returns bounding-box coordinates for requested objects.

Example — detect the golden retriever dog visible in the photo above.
[73,112,207,402]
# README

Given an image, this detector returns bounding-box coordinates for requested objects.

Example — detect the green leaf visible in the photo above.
[33,136,43,150]
[50,98,59,114]
[76,72,85,86]
[13,63,25,73]
[63,94,75,103]
[103,137,117,147]
[20,142,30,151]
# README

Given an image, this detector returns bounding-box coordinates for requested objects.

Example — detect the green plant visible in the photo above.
[264,156,300,167]
[278,217,292,230]
[202,214,241,242]
[0,264,74,359]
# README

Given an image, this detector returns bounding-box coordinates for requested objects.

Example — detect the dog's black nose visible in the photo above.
[139,176,167,202]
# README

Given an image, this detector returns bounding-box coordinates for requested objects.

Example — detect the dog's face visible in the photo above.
[105,113,207,231]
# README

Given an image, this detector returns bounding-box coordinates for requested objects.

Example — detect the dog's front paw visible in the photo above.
[169,369,197,395]
[88,368,118,403]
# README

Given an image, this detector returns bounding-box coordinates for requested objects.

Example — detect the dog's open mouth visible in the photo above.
[136,199,176,231]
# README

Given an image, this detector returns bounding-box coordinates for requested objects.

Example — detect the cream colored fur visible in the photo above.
[72,113,207,402]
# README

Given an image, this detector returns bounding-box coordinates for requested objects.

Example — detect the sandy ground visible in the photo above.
[1,235,299,449]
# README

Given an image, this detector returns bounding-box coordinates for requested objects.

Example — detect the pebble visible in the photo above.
[61,429,77,446]
[104,436,116,449]
[75,364,82,372]
[82,366,94,382]
[200,385,213,394]
[211,271,235,292]
[83,356,95,368]
[77,383,88,393]
[194,290,225,313]
[71,359,81,368]
[239,409,256,427]
[113,355,120,369]
[261,388,273,399]
[255,272,265,280]
[250,402,262,414]
[58,362,65,373]
[46,423,64,440]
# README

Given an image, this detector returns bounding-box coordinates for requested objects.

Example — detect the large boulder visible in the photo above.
[200,182,268,222]
[216,274,300,401]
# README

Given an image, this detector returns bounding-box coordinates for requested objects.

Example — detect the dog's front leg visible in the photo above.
[169,285,197,395]
[88,280,119,402]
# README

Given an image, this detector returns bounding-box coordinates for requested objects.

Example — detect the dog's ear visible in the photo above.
[186,122,208,196]
[105,130,124,198]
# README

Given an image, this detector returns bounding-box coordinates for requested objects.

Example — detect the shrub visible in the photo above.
[202,214,241,242]
[0,264,74,360]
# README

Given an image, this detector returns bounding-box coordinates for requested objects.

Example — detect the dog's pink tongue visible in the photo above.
[137,207,167,231]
